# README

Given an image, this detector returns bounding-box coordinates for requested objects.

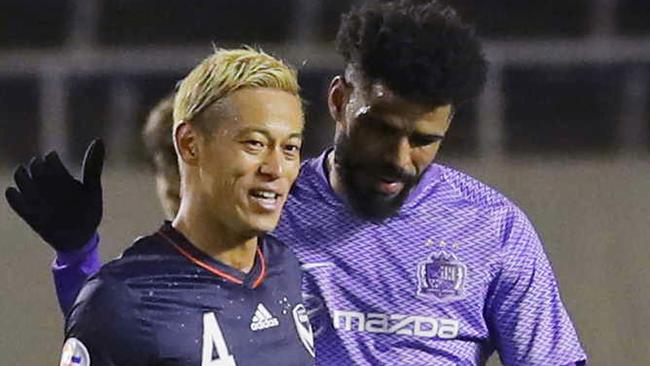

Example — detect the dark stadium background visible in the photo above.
[0,1,649,364]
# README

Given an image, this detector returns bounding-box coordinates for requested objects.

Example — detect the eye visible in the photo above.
[367,119,398,137]
[283,143,302,157]
[243,140,265,150]
[285,144,300,152]
[410,135,443,148]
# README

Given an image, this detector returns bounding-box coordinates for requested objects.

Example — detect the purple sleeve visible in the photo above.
[52,233,102,316]
[487,209,587,366]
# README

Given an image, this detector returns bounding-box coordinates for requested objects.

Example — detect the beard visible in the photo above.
[333,132,420,221]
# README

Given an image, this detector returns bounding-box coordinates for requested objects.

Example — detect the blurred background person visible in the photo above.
[1,0,650,365]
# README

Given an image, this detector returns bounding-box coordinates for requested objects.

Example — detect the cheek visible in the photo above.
[203,149,253,190]
[285,160,301,183]
[348,126,382,157]
[412,144,441,171]
[223,155,259,188]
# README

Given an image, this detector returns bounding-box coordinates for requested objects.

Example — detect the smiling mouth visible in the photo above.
[249,189,282,211]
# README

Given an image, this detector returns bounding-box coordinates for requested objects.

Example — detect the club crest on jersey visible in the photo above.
[292,304,315,357]
[59,338,90,366]
[417,251,467,301]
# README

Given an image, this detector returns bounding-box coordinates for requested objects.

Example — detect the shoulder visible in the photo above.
[290,155,328,195]
[63,273,155,364]
[121,232,171,258]
[66,270,135,328]
[98,232,173,277]
[64,272,141,355]
[67,232,171,320]
[436,164,514,211]
[434,164,537,246]
[64,238,161,364]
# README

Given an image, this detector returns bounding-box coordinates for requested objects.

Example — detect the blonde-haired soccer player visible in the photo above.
[60,48,314,366]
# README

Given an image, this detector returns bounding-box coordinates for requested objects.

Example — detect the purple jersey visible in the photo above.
[271,150,586,365]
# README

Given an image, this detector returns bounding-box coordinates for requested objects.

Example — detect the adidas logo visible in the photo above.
[250,303,279,331]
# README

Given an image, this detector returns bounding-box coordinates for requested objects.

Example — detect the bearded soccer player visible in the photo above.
[7,1,586,365]
[288,3,586,363]
[8,48,314,365]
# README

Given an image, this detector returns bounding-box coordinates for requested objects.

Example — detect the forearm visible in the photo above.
[52,233,102,316]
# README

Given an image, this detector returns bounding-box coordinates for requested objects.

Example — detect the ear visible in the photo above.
[327,75,350,124]
[174,121,200,166]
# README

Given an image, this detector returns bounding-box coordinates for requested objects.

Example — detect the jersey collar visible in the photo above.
[157,222,267,289]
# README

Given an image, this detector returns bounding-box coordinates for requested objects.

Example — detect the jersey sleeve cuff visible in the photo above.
[53,233,100,270]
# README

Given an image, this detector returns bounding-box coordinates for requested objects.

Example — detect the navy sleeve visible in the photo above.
[62,274,155,366]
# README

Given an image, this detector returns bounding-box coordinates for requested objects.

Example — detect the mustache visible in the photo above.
[350,162,418,185]
[378,165,417,182]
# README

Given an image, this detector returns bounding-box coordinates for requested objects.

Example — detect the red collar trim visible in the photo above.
[252,248,266,289]
[158,231,266,288]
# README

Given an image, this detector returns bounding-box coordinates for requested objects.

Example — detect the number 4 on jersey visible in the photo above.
[202,312,236,366]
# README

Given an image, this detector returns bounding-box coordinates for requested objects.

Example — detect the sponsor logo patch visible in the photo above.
[332,310,460,339]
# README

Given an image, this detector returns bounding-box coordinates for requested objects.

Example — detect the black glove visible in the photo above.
[5,139,105,253]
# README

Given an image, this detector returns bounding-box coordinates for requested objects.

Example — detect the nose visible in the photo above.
[258,149,283,179]
[384,136,412,172]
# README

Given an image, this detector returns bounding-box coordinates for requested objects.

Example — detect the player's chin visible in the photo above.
[241,213,282,235]
[347,184,408,220]
[240,188,289,230]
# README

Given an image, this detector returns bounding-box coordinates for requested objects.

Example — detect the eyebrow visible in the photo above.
[358,111,400,131]
[361,112,446,138]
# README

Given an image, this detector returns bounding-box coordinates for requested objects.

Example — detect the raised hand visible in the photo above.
[5,139,105,252]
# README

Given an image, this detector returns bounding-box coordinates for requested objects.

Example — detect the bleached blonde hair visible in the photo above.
[173,47,299,128]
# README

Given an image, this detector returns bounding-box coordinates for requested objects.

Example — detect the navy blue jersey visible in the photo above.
[62,222,314,366]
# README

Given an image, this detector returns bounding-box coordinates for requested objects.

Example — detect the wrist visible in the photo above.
[55,233,100,266]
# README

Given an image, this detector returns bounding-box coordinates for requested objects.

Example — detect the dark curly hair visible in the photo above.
[336,0,487,107]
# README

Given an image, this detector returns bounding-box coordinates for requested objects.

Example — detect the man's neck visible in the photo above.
[172,201,258,273]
